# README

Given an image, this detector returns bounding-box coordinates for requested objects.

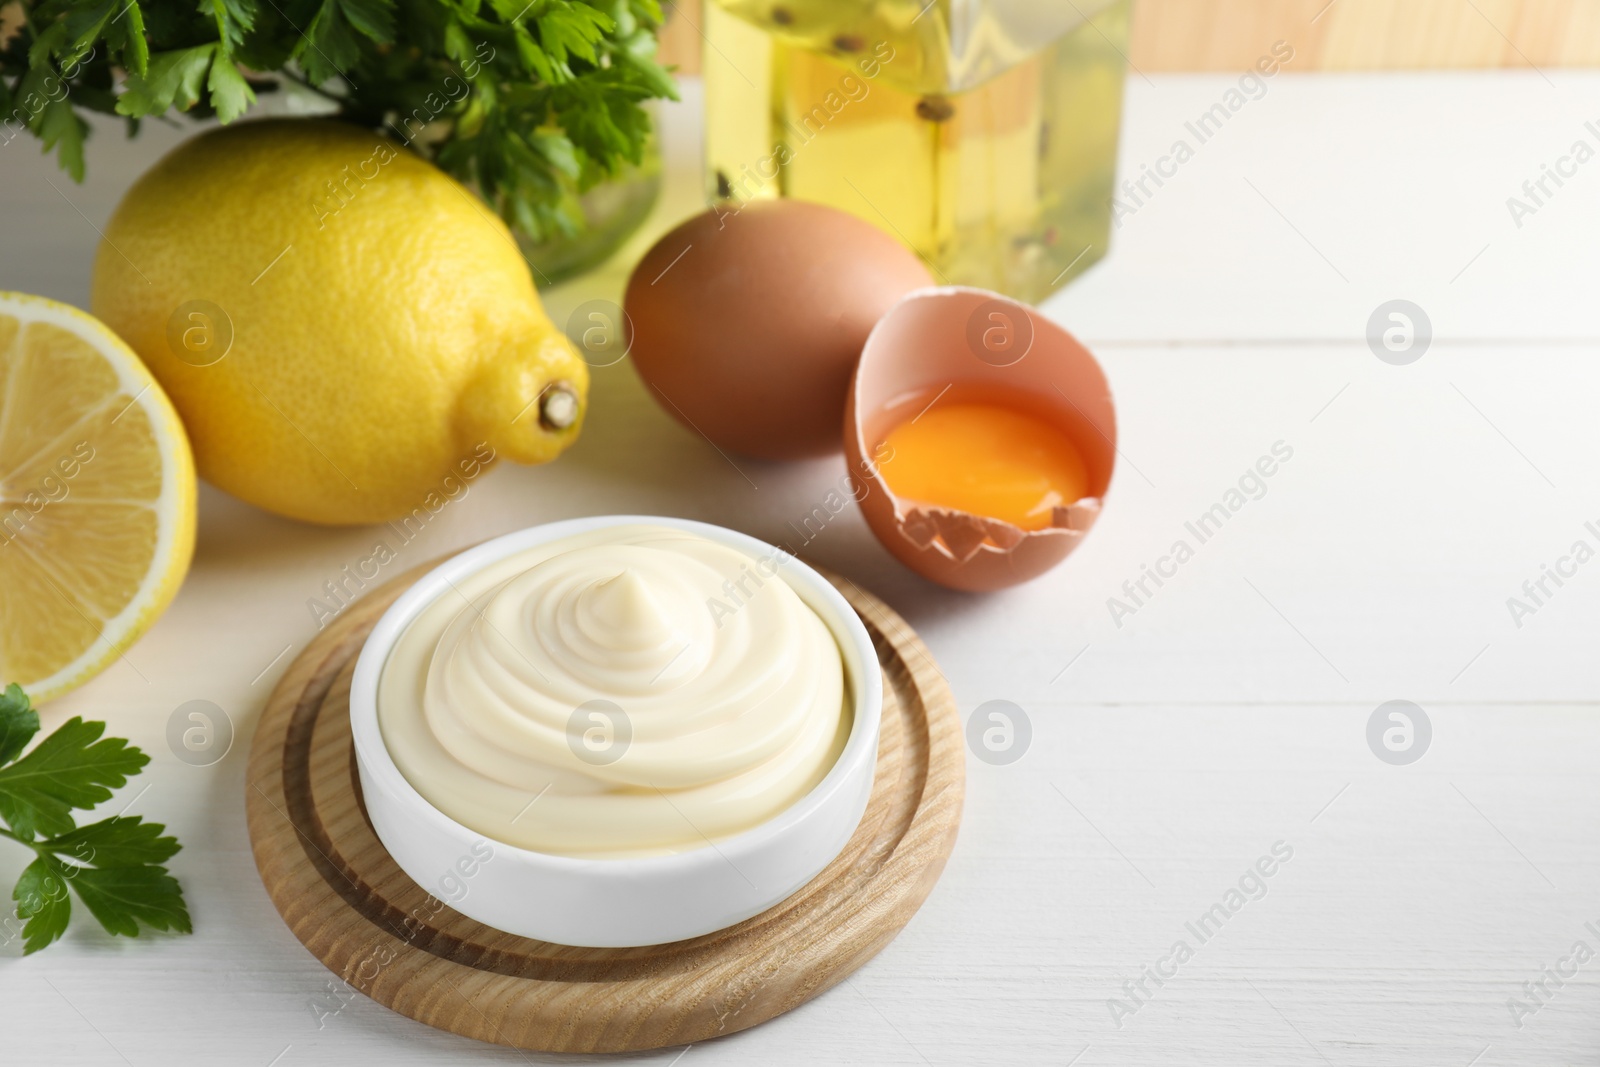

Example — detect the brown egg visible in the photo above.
[624,200,935,460]
[844,288,1117,592]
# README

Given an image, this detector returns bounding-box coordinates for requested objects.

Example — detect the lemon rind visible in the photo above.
[0,291,196,703]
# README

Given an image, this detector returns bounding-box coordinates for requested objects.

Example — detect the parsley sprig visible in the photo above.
[1,0,676,242]
[0,684,191,955]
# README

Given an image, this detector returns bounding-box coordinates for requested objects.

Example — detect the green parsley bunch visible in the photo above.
[0,0,676,240]
[0,684,190,954]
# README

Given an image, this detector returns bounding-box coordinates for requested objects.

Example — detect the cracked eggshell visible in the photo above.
[844,287,1116,593]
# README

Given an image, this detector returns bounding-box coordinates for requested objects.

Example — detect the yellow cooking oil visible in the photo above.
[703,0,1128,302]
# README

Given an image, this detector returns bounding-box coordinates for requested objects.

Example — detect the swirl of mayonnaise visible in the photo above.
[377,525,851,856]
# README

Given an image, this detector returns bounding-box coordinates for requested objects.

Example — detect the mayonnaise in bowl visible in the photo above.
[376,524,853,857]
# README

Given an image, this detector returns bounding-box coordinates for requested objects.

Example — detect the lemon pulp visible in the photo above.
[0,293,195,702]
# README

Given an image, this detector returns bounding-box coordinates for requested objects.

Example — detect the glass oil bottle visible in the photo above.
[703,0,1129,302]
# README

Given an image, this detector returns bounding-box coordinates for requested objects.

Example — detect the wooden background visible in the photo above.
[660,0,1600,71]
[5,1,1594,71]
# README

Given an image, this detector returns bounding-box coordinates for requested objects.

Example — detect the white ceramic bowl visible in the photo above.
[348,515,882,948]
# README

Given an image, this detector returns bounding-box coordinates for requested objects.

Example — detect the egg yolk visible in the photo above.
[877,401,1089,531]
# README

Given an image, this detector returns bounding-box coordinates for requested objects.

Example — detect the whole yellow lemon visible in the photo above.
[91,119,587,525]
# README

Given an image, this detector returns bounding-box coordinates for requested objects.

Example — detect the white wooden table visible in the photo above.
[4,70,1600,1066]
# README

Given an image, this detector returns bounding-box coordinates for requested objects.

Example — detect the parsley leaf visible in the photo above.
[42,816,183,868]
[115,45,217,118]
[202,0,259,53]
[109,1,152,78]
[0,716,148,841]
[37,98,90,181]
[13,857,72,955]
[335,0,395,46]
[63,864,192,938]
[298,0,391,86]
[5,0,676,247]
[0,690,191,955]
[0,684,39,768]
[207,53,255,123]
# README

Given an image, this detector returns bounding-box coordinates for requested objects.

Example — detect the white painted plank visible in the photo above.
[0,72,1597,1067]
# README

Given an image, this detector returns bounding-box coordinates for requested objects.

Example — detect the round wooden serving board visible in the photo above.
[246,553,964,1053]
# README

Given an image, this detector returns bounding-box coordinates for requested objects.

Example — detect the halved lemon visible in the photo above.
[0,292,196,704]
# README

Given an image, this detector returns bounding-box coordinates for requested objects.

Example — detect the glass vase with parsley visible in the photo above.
[0,0,676,275]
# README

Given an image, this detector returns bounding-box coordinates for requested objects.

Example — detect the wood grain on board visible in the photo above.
[245,555,965,1054]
